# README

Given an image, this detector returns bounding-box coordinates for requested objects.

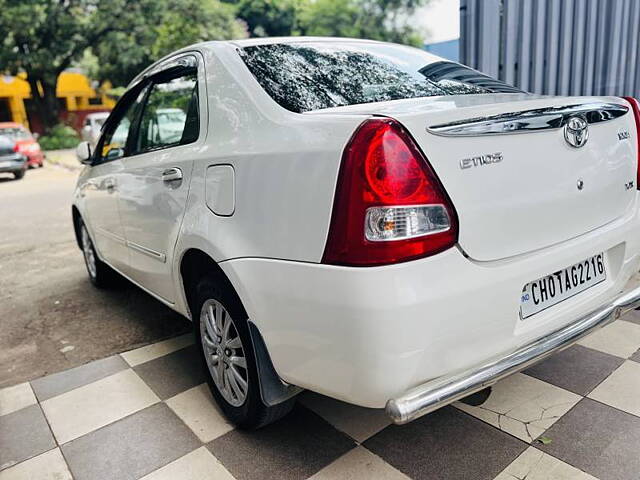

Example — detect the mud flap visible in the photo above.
[248,320,303,406]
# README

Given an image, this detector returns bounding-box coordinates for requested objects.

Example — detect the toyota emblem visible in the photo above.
[564,116,589,148]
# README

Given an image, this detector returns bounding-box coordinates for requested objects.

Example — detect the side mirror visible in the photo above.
[75,141,92,164]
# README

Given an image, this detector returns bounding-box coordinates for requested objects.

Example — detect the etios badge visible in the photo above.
[564,116,589,148]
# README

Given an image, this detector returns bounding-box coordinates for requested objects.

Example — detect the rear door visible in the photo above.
[116,54,206,302]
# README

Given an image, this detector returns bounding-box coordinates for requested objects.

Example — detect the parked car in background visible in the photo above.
[0,122,44,168]
[72,37,640,429]
[81,112,110,148]
[0,135,28,180]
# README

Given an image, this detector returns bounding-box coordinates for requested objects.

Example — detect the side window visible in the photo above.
[133,72,199,154]
[99,88,146,162]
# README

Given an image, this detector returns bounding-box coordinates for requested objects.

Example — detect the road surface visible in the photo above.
[0,165,190,388]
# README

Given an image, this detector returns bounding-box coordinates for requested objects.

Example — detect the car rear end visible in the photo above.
[224,39,640,420]
[0,124,43,167]
[0,136,28,177]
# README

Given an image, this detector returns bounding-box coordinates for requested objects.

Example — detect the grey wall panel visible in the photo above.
[460,0,640,97]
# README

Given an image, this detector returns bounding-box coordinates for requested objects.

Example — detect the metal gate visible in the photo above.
[460,0,640,96]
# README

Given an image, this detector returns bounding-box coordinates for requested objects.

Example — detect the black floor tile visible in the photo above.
[523,344,624,396]
[537,398,640,480]
[62,403,201,480]
[0,404,56,470]
[207,404,355,480]
[133,345,206,399]
[364,406,527,480]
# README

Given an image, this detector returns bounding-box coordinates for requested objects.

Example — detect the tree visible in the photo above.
[230,0,300,37]
[297,0,429,47]
[224,0,429,47]
[152,0,246,59]
[92,0,246,88]
[0,0,161,132]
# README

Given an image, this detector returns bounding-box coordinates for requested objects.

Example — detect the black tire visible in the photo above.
[13,169,25,180]
[194,276,295,429]
[79,221,117,288]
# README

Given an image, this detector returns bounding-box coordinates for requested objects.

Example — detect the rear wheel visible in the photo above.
[13,169,24,180]
[195,277,295,429]
[80,222,116,288]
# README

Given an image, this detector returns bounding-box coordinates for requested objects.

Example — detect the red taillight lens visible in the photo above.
[13,143,19,153]
[623,97,640,190]
[322,118,458,267]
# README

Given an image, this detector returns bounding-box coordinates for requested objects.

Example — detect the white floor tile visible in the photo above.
[299,392,391,442]
[0,383,37,416]
[588,360,640,417]
[41,369,159,444]
[166,384,233,443]
[139,447,235,480]
[0,448,72,480]
[310,447,409,480]
[578,320,640,359]
[455,373,581,442]
[494,447,597,480]
[120,334,193,367]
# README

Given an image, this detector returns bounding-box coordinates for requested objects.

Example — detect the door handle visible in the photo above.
[104,178,116,193]
[162,167,183,183]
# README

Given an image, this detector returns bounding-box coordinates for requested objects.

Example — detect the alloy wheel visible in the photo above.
[81,226,97,279]
[200,299,248,407]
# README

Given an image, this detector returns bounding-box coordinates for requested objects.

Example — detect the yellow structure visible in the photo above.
[0,71,116,129]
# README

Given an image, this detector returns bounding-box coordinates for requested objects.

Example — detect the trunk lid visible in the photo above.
[312,95,638,261]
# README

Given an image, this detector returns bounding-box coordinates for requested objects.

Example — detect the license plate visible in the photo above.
[520,253,606,319]
[0,161,11,168]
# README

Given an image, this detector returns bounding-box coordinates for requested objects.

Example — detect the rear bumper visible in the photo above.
[386,284,640,424]
[0,157,26,173]
[219,196,640,409]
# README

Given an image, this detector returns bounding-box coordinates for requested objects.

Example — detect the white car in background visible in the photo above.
[81,112,110,148]
[72,37,640,429]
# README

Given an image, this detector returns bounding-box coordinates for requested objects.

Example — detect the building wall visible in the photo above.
[425,39,460,62]
[460,0,640,97]
[0,72,115,133]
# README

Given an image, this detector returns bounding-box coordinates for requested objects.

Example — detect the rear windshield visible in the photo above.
[239,42,521,113]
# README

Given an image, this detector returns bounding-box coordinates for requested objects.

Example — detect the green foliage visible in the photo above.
[0,0,162,131]
[297,0,428,47]
[92,0,247,87]
[152,0,246,58]
[38,124,80,150]
[0,0,429,128]
[225,0,430,47]
[231,0,301,37]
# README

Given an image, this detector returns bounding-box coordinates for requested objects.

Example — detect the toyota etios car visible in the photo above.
[72,37,640,428]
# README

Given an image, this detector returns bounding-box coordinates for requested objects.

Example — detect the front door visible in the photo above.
[116,55,205,302]
[82,88,147,272]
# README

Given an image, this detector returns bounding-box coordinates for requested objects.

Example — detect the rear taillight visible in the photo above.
[322,118,458,266]
[623,97,640,190]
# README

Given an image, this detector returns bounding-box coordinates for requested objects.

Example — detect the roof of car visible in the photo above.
[86,112,111,119]
[129,36,402,88]
[226,36,388,48]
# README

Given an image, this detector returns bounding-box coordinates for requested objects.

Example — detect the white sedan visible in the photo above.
[72,37,640,428]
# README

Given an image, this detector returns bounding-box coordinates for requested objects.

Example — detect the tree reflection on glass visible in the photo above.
[241,43,521,113]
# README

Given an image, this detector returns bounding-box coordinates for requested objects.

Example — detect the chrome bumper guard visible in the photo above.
[386,285,640,425]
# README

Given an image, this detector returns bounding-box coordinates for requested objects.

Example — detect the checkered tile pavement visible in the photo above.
[2,313,640,480]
